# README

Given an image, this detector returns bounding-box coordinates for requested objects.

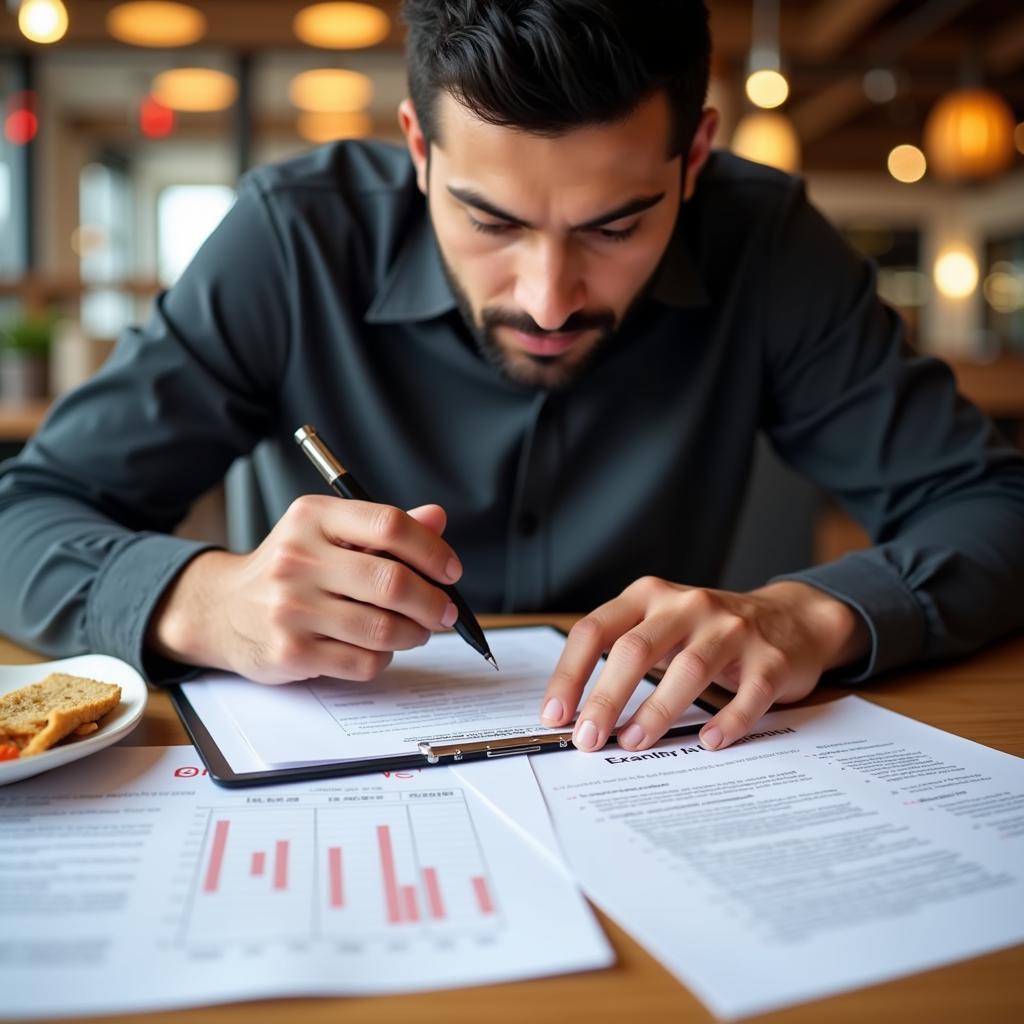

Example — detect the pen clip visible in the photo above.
[418,732,574,764]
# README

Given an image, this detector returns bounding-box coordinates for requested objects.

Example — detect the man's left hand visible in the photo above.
[539,578,869,753]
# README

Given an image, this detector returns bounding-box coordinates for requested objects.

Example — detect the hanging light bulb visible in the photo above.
[745,0,789,110]
[17,0,69,44]
[924,88,1016,182]
[731,111,800,172]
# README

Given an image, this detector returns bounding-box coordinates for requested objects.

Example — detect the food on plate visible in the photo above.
[0,673,122,759]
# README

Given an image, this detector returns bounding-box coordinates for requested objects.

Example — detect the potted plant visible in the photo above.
[0,312,56,402]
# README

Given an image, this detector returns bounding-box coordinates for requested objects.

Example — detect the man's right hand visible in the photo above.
[147,496,462,683]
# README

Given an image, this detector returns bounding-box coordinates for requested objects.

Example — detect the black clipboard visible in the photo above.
[168,624,721,787]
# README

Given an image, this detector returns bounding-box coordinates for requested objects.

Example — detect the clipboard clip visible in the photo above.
[418,732,575,764]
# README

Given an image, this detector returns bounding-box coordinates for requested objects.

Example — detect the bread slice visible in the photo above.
[0,673,121,758]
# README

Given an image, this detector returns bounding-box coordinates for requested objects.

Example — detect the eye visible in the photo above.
[468,216,516,236]
[593,222,639,243]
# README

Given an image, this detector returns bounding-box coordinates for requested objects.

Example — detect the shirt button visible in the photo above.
[518,511,540,537]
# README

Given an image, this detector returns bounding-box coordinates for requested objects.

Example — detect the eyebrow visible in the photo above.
[446,186,667,231]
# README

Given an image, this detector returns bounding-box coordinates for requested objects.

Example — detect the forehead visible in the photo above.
[431,92,679,208]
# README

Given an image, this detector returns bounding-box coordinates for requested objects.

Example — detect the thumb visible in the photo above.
[406,503,448,536]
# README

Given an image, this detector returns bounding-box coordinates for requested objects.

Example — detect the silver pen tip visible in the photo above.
[486,654,500,671]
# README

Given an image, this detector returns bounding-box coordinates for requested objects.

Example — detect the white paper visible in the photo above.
[516,696,1024,1019]
[0,745,613,1017]
[180,626,709,770]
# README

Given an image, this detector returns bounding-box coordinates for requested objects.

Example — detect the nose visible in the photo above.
[512,237,586,331]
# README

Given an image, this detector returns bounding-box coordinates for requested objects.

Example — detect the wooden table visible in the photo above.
[3,618,1023,1024]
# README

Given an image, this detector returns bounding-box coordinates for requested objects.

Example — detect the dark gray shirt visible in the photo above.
[1,142,1022,681]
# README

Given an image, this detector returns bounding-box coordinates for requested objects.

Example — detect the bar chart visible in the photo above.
[182,787,501,946]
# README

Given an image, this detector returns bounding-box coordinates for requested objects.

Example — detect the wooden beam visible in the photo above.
[985,12,1024,74]
[798,0,900,60]
[790,76,867,145]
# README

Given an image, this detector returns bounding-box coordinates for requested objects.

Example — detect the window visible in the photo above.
[157,184,235,287]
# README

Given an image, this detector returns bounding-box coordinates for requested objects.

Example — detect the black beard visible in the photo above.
[437,252,620,391]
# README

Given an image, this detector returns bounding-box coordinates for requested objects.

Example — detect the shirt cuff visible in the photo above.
[87,532,219,683]
[771,551,928,682]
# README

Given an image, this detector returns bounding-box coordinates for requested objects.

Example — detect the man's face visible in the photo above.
[404,92,688,389]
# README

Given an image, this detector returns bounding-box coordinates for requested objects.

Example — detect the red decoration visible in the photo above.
[4,109,39,145]
[139,95,175,139]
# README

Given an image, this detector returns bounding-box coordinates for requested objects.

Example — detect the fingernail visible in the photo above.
[441,602,458,628]
[699,725,723,750]
[541,697,563,724]
[617,722,645,749]
[574,719,599,751]
[446,557,462,582]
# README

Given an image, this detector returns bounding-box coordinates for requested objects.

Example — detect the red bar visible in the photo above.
[377,825,402,924]
[401,884,420,923]
[422,867,446,920]
[273,840,289,891]
[472,875,495,915]
[250,851,265,877]
[328,846,344,908]
[203,819,230,893]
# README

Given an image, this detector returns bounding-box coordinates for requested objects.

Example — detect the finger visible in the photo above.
[616,623,746,751]
[539,599,644,729]
[316,546,457,632]
[698,671,778,751]
[406,503,447,536]
[571,613,698,751]
[257,635,395,685]
[602,622,736,752]
[282,595,431,653]
[315,497,462,585]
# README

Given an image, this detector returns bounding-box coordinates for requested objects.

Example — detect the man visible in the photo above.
[1,0,1022,756]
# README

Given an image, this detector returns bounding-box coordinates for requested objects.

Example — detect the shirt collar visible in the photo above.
[364,190,709,325]
[647,209,710,309]
[364,209,458,324]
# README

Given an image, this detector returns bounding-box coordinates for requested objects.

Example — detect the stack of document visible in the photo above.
[177,626,710,780]
[3,622,1023,1019]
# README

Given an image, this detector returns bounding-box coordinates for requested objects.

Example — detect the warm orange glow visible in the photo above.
[731,112,800,172]
[293,3,390,49]
[297,110,373,143]
[745,69,789,110]
[924,88,1016,182]
[107,2,207,48]
[934,248,978,299]
[18,0,69,44]
[288,69,373,113]
[887,144,927,183]
[152,68,237,112]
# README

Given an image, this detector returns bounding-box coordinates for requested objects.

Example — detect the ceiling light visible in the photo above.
[745,69,788,110]
[17,0,68,44]
[731,111,800,173]
[934,248,978,300]
[293,2,390,49]
[887,144,926,184]
[152,68,237,112]
[297,110,373,143]
[924,88,1016,182]
[107,2,207,48]
[288,69,373,113]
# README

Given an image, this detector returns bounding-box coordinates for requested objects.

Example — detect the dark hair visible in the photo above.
[402,0,711,157]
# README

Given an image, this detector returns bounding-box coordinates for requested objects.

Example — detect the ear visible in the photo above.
[398,98,429,195]
[682,108,720,200]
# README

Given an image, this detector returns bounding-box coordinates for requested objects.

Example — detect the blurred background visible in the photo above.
[1,1,1023,577]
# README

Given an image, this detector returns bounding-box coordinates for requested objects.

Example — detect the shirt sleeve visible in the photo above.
[761,181,1024,680]
[0,175,291,680]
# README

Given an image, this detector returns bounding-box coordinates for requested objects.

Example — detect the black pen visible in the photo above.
[294,425,499,671]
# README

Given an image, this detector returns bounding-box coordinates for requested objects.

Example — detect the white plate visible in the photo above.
[0,654,147,785]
